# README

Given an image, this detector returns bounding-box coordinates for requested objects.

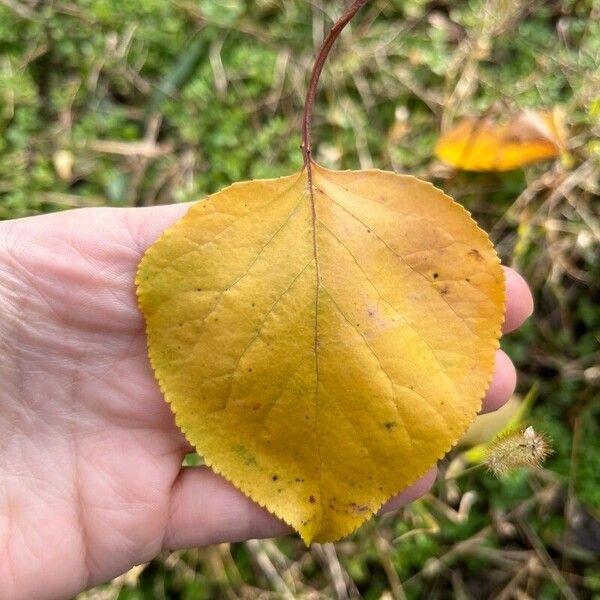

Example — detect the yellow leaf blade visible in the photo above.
[136,164,505,543]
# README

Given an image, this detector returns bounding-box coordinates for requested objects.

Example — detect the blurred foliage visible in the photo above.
[0,0,598,598]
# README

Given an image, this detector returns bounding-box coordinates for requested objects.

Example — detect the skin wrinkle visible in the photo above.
[161,469,186,551]
[2,239,86,596]
[80,370,164,428]
[0,267,22,425]
[0,221,139,594]
[1,253,54,426]
[61,240,145,331]
[0,450,17,592]
[8,258,66,326]
[68,338,93,589]
[1,516,15,593]
[11,516,37,592]
[6,225,141,338]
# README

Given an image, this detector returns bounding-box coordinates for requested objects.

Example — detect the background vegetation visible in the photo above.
[0,0,598,597]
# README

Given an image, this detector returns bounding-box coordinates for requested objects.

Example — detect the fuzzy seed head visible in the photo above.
[485,426,553,477]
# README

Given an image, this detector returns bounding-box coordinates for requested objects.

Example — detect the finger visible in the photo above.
[163,467,291,550]
[163,466,438,550]
[121,203,194,255]
[480,349,517,414]
[379,466,437,514]
[503,267,533,333]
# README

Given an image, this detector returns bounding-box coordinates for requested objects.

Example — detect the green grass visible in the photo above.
[1,0,598,597]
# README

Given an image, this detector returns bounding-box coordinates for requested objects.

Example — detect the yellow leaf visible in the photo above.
[435,109,564,171]
[136,162,505,543]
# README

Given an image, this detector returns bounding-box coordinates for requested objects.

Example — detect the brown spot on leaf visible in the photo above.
[468,248,483,261]
[309,495,315,503]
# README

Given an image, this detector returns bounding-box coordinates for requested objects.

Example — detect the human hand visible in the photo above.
[0,204,533,599]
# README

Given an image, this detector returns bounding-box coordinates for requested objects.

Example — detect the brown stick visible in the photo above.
[301,0,370,171]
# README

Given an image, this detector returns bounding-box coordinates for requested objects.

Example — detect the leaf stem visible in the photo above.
[301,0,370,172]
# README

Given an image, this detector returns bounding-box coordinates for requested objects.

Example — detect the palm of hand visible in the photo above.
[1,208,188,595]
[0,205,531,599]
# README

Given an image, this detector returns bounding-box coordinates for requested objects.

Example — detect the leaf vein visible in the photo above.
[320,288,412,443]
[221,259,314,410]
[326,195,482,334]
